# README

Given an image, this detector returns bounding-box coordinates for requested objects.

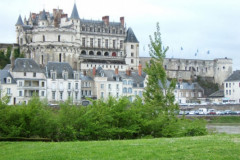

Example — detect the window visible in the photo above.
[82,26,85,31]
[206,67,208,72]
[116,84,119,89]
[42,82,44,87]
[128,88,132,93]
[90,38,93,48]
[85,90,88,96]
[198,92,202,97]
[131,45,134,49]
[98,28,101,32]
[52,91,56,100]
[123,87,127,93]
[43,35,45,42]
[24,72,26,76]
[68,83,71,90]
[101,84,104,89]
[229,90,231,95]
[139,91,142,97]
[131,53,134,57]
[226,90,228,95]
[112,29,115,34]
[89,90,92,96]
[117,92,119,98]
[135,91,137,95]
[63,73,68,80]
[33,72,36,77]
[98,39,101,47]
[229,83,231,88]
[108,84,111,89]
[128,80,133,85]
[75,92,78,100]
[19,91,22,97]
[113,40,116,48]
[7,88,11,94]
[58,35,60,42]
[226,83,228,88]
[60,92,63,100]
[52,72,56,80]
[75,83,78,89]
[41,91,44,97]
[105,39,108,48]
[59,53,62,62]
[120,40,123,49]
[19,81,23,86]
[223,66,225,70]
[101,92,104,98]
[68,92,71,97]
[123,80,127,85]
[7,78,11,83]
[164,65,167,70]
[131,59,134,64]
[82,37,85,47]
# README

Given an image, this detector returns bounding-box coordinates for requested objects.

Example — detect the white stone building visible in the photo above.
[45,62,81,105]
[224,70,240,103]
[15,3,139,71]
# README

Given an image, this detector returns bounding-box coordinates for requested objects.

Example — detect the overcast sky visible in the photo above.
[0,0,239,69]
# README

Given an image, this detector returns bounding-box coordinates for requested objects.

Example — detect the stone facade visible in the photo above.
[140,57,233,86]
[15,3,139,71]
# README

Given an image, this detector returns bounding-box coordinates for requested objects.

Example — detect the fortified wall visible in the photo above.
[139,57,232,86]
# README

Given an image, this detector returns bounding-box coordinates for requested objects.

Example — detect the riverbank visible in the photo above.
[0,134,239,160]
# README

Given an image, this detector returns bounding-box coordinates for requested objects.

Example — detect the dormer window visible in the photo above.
[24,72,26,76]
[7,77,11,84]
[51,72,56,80]
[33,72,36,77]
[101,72,104,77]
[74,73,79,80]
[63,72,68,80]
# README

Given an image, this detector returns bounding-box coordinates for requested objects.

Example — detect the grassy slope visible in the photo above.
[0,135,240,160]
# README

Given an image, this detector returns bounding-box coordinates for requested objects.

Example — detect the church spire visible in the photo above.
[70,3,80,19]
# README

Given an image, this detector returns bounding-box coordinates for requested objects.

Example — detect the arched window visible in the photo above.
[128,88,132,93]
[89,51,94,55]
[97,51,102,56]
[123,87,127,93]
[112,52,116,56]
[59,53,62,62]
[104,52,109,56]
[81,50,86,55]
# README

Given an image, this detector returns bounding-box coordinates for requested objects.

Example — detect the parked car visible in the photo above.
[216,110,224,115]
[189,111,195,115]
[236,111,240,115]
[224,110,232,115]
[208,111,216,115]
[230,111,238,115]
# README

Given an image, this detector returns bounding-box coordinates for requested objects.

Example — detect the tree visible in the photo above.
[143,22,178,115]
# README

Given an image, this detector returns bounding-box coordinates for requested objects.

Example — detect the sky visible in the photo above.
[0,0,239,69]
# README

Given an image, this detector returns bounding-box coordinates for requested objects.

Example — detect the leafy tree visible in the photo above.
[143,23,178,114]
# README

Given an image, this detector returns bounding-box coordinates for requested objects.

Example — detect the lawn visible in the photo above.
[0,134,240,160]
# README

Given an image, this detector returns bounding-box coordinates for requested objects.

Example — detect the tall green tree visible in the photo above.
[143,23,178,115]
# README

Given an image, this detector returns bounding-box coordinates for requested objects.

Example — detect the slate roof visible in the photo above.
[0,70,16,84]
[2,64,11,71]
[80,74,93,81]
[80,19,122,26]
[39,9,47,21]
[124,27,139,43]
[70,3,80,19]
[83,59,126,64]
[16,15,24,26]
[176,82,203,90]
[46,62,75,79]
[92,67,146,87]
[209,90,224,98]
[12,58,44,73]
[225,70,240,82]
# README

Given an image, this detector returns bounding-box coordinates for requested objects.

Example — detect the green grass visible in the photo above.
[208,116,240,123]
[0,134,240,160]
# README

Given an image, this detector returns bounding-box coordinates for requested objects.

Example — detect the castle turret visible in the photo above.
[15,15,24,44]
[124,27,139,70]
[70,3,80,36]
[38,9,48,27]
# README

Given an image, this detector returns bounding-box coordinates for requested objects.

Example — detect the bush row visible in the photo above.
[0,96,207,141]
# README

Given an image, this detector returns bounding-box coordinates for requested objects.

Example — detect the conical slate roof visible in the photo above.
[70,3,80,19]
[39,9,47,21]
[124,27,139,43]
[16,15,24,26]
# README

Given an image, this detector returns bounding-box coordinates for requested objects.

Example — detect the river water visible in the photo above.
[207,123,240,134]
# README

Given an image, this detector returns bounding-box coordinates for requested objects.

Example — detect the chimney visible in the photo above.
[126,69,131,76]
[102,16,109,25]
[120,17,124,26]
[83,70,86,76]
[138,64,142,76]
[93,67,96,76]
[115,68,119,75]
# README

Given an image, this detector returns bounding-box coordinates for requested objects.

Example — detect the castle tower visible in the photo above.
[70,3,80,34]
[15,15,24,45]
[124,28,139,70]
[38,9,48,27]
